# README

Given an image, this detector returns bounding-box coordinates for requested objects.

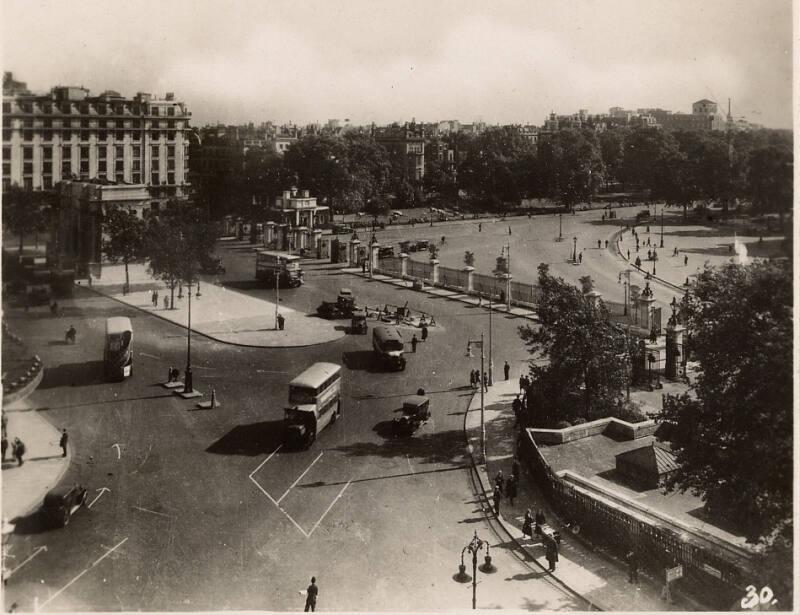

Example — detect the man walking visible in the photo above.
[59,429,68,457]
[545,535,559,571]
[411,334,418,353]
[506,472,518,506]
[304,576,318,612]
[13,437,25,466]
[504,361,510,380]
[512,394,522,423]
[482,371,489,392]
[492,488,502,516]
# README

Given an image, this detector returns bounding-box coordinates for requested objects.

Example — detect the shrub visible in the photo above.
[555,420,573,429]
[572,417,587,425]
[612,400,647,423]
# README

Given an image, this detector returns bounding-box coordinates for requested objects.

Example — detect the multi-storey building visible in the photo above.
[2,72,191,207]
[372,122,425,181]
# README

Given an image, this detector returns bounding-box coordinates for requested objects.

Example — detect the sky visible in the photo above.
[2,0,794,129]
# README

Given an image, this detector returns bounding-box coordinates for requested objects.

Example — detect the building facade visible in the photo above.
[373,122,425,181]
[2,72,191,209]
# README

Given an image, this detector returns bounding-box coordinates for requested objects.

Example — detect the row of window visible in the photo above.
[8,145,180,161]
[5,160,179,177]
[2,167,179,186]
[3,102,183,117]
[10,118,180,129]
[7,130,182,142]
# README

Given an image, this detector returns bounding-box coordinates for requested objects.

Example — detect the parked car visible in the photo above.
[414,239,431,251]
[332,225,354,235]
[378,247,395,258]
[43,484,88,528]
[635,209,651,222]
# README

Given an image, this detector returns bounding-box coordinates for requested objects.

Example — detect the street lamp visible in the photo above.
[555,213,563,242]
[660,207,665,248]
[572,237,578,263]
[454,531,496,610]
[466,334,486,462]
[618,269,632,316]
[184,275,195,394]
[647,353,655,392]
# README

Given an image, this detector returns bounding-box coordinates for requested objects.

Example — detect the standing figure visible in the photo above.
[411,334,418,353]
[545,536,559,571]
[506,473,518,506]
[504,361,510,380]
[304,577,318,612]
[421,325,428,342]
[13,437,25,466]
[59,429,68,457]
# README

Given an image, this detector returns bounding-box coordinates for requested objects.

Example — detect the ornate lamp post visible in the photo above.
[618,269,632,316]
[660,207,665,248]
[454,531,497,610]
[572,237,578,263]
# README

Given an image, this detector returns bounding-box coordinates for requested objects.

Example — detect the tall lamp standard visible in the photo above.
[572,237,578,263]
[466,335,486,462]
[454,531,497,610]
[184,273,195,394]
[618,269,632,316]
[660,207,665,248]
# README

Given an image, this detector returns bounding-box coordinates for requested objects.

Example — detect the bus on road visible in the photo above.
[284,362,342,448]
[104,316,133,381]
[255,250,303,288]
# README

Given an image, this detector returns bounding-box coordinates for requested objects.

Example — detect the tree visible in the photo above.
[146,202,218,308]
[747,145,793,221]
[102,206,146,291]
[537,129,604,208]
[518,264,630,424]
[658,260,792,545]
[2,186,51,253]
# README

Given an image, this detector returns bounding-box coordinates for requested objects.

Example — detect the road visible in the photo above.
[3,245,586,610]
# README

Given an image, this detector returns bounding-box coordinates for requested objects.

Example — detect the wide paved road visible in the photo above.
[4,248,586,610]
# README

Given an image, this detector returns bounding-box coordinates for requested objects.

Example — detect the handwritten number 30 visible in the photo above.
[741,585,775,609]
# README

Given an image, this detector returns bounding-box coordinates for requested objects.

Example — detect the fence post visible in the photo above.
[430,259,440,285]
[399,252,409,278]
[463,266,475,293]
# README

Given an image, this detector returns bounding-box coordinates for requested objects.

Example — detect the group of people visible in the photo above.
[469,369,489,392]
[492,464,520,514]
[1,426,26,466]
[150,289,160,308]
[523,508,559,571]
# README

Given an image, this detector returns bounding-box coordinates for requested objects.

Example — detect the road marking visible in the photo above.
[276,452,323,504]
[112,443,121,459]
[406,454,415,474]
[138,352,161,360]
[307,480,352,538]
[6,546,47,578]
[132,506,174,519]
[255,369,290,374]
[88,487,111,509]
[248,445,282,478]
[248,473,309,538]
[37,537,127,611]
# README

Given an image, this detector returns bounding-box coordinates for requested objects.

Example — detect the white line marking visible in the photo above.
[256,369,290,374]
[132,506,174,519]
[88,487,111,509]
[6,546,47,578]
[248,473,309,538]
[248,445,282,478]
[138,352,161,360]
[37,537,127,610]
[276,452,323,504]
[112,443,121,459]
[307,480,352,538]
[406,455,415,474]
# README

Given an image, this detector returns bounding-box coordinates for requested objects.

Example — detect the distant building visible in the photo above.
[692,99,718,115]
[265,187,330,253]
[373,121,425,181]
[2,72,191,205]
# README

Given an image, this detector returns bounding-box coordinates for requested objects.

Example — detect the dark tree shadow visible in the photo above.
[205,419,285,456]
[686,506,746,537]
[596,468,649,492]
[341,350,394,373]
[39,361,105,389]
[331,427,469,466]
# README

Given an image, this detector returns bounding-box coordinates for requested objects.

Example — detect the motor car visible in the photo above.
[414,239,430,251]
[377,246,395,258]
[43,484,88,528]
[332,225,355,235]
[635,210,651,222]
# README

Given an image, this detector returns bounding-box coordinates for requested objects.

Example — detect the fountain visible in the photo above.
[733,233,750,265]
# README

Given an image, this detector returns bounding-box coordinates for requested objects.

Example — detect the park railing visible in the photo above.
[472,273,506,299]
[376,256,402,276]
[437,266,468,290]
[407,259,433,281]
[510,280,541,306]
[519,428,752,609]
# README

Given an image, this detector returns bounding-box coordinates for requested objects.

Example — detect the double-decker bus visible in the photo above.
[104,317,133,380]
[284,362,342,448]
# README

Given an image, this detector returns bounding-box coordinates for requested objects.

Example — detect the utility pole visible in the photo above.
[275,268,280,329]
[467,335,487,462]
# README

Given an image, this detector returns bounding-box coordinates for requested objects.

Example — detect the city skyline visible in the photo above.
[2,0,794,129]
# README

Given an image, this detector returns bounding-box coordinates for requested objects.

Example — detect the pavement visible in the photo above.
[2,397,70,527]
[464,377,703,611]
[85,263,345,347]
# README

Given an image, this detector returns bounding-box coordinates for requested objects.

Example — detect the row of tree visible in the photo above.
[102,201,217,307]
[193,125,792,227]
[518,259,792,569]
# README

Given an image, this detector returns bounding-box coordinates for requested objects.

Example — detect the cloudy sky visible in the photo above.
[2,0,794,128]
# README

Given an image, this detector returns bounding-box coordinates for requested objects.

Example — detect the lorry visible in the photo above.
[318,288,358,319]
[255,250,303,288]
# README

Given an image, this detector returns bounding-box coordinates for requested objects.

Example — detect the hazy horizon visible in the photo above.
[2,0,794,129]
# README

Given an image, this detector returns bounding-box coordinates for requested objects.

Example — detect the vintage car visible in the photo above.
[392,395,431,436]
[43,484,88,528]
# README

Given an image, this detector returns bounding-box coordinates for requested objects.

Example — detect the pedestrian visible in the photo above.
[492,488,502,516]
[483,371,489,392]
[277,313,285,330]
[421,325,428,342]
[605,240,609,248]
[646,225,650,233]
[673,246,678,256]
[59,429,68,457]
[164,295,169,309]
[1,435,7,462]
[519,375,526,393]
[362,259,366,273]
[523,508,534,537]
[626,549,640,584]
[597,239,601,249]
[545,535,559,571]
[494,470,505,496]
[478,223,482,232]
[508,226,512,235]
[506,473,518,506]
[684,254,688,266]
[578,252,582,264]
[512,394,522,422]
[153,290,159,307]
[627,249,630,260]
[13,437,25,466]
[504,361,510,380]
[470,369,476,390]
[535,508,546,535]
[647,249,652,260]
[635,256,642,268]
[304,576,318,612]
[411,334,418,353]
